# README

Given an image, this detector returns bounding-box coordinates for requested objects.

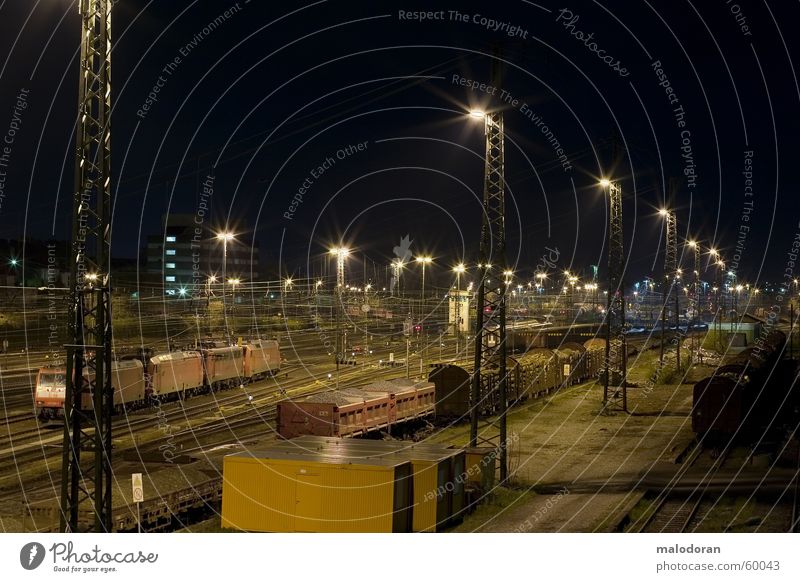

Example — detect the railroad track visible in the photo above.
[638,494,704,533]
[0,411,36,426]
[4,357,600,532]
[0,371,37,411]
[0,372,300,483]
[631,442,730,533]
[150,363,414,453]
[4,363,439,532]
[0,363,311,451]
[0,359,415,504]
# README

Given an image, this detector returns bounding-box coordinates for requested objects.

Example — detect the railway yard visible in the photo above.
[2,325,796,534]
[3,6,800,582]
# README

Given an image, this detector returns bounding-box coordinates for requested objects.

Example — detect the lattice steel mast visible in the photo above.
[60,0,114,533]
[601,178,627,411]
[689,240,701,318]
[659,208,678,369]
[469,56,509,482]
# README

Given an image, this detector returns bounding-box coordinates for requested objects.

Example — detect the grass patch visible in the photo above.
[623,495,658,532]
[449,485,536,532]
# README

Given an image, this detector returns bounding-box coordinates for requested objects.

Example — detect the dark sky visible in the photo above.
[1,0,798,289]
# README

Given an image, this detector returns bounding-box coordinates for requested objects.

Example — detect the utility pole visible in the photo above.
[60,0,114,533]
[601,178,627,411]
[469,54,509,482]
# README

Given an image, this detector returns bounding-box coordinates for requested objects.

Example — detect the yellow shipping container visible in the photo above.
[271,437,466,532]
[221,451,413,532]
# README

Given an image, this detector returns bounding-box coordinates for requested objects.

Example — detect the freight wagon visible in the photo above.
[35,339,281,421]
[276,378,435,439]
[428,338,606,419]
[692,330,791,441]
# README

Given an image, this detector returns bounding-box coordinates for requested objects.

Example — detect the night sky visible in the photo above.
[1,0,799,288]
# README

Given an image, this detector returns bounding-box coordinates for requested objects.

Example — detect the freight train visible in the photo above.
[277,339,608,439]
[277,326,710,440]
[508,321,708,352]
[691,330,797,441]
[429,339,606,419]
[34,340,281,421]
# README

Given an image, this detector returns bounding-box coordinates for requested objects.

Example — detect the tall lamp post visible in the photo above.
[467,103,510,482]
[330,247,349,388]
[415,256,433,300]
[453,263,466,356]
[711,250,725,350]
[216,231,235,344]
[658,208,678,369]
[600,178,627,411]
[535,272,547,317]
[227,277,240,341]
[391,258,405,298]
[206,275,217,341]
[687,240,702,318]
[415,256,433,360]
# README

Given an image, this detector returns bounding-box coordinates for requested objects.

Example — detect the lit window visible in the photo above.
[166,249,176,256]
[165,276,176,282]
[166,236,176,242]
[166,262,176,269]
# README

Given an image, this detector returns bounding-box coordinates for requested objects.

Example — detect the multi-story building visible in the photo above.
[146,214,260,292]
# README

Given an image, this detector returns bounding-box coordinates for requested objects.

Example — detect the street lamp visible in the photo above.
[415,256,433,299]
[204,275,217,338]
[329,246,350,388]
[535,273,547,314]
[225,277,241,338]
[216,230,236,306]
[735,284,744,315]
[329,247,350,288]
[414,257,433,363]
[391,258,405,297]
[453,263,466,356]
[599,176,627,409]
